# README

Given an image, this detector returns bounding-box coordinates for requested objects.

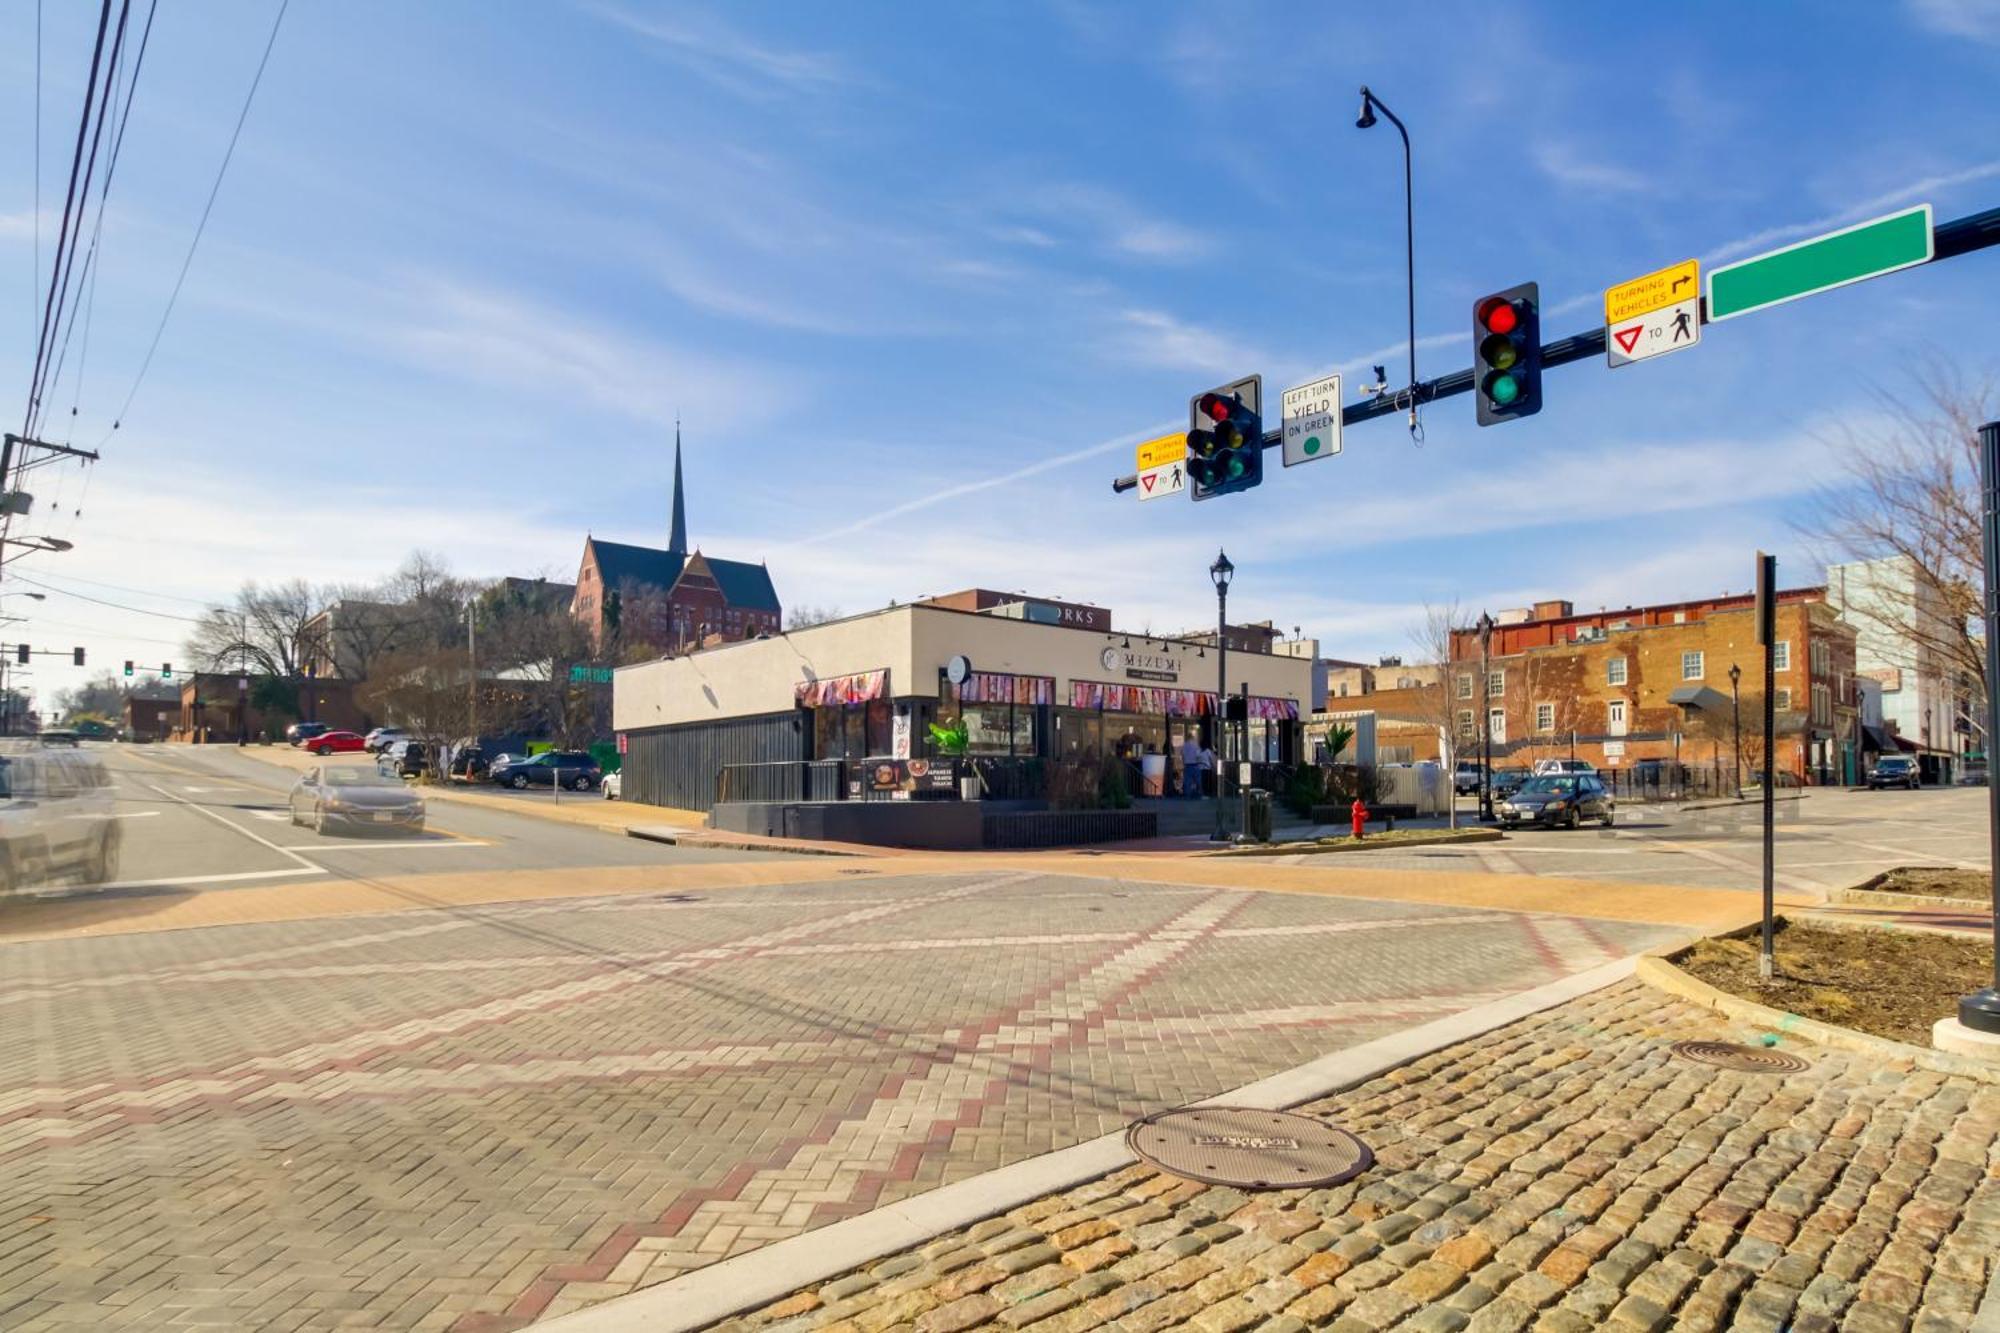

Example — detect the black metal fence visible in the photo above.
[715,759,846,804]
[1595,763,1803,802]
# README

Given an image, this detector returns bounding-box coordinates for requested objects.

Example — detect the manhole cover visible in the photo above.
[1671,1040,1809,1074]
[1126,1107,1371,1190]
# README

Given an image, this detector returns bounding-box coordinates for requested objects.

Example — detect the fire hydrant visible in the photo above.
[1350,797,1368,840]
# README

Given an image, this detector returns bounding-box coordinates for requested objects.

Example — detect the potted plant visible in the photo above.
[928,720,981,800]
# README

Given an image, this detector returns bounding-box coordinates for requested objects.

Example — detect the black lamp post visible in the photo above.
[1210,550,1234,842]
[1729,663,1743,795]
[1477,611,1495,822]
[1960,419,2000,1036]
[1356,86,1417,436]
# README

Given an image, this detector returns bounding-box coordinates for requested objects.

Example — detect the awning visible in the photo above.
[1070,680,1215,715]
[1861,725,1893,751]
[795,669,887,707]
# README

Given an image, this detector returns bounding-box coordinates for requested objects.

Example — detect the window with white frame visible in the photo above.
[1535,702,1554,731]
[1773,641,1790,671]
[1456,710,1475,739]
[1775,688,1792,712]
[1456,674,1473,700]
[1607,657,1627,686]
[1682,650,1704,680]
[1487,669,1505,698]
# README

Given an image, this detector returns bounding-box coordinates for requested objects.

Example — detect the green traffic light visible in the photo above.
[1226,455,1245,479]
[1487,371,1521,405]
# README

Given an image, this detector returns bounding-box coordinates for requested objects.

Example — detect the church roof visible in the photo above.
[587,538,780,613]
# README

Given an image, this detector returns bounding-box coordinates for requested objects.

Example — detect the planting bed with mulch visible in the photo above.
[1861,865,1992,901]
[1216,826,1500,857]
[1677,919,1993,1046]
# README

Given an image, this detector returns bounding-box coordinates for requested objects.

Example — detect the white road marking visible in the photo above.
[301,840,488,852]
[79,868,327,892]
[139,781,323,873]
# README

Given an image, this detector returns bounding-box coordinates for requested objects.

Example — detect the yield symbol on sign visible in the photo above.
[1141,473,1156,494]
[1613,323,1644,354]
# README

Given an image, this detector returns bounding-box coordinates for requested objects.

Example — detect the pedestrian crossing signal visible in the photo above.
[1187,375,1264,501]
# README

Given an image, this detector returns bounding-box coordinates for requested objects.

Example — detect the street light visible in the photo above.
[1210,550,1234,842]
[2,535,72,553]
[1477,611,1495,822]
[1729,663,1743,795]
[1355,85,1418,438]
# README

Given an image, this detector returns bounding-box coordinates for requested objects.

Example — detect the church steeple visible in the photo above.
[668,419,688,555]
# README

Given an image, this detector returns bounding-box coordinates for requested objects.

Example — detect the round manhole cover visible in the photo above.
[1126,1107,1371,1190]
[1671,1039,1809,1074]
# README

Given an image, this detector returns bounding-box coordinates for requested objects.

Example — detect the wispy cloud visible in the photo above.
[1534,143,1656,195]
[584,3,854,99]
[1908,0,2000,42]
[1708,159,2000,263]
[1105,309,1265,374]
[985,183,1209,263]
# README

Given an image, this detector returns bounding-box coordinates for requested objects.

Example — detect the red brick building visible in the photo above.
[570,432,781,654]
[1447,591,1861,785]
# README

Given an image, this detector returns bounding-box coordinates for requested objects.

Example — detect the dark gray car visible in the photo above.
[1498,774,1614,829]
[290,764,425,835]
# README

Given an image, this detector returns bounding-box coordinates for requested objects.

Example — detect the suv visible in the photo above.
[381,739,429,779]
[287,721,331,747]
[1453,761,1488,796]
[364,727,409,754]
[1866,755,1920,790]
[491,751,601,791]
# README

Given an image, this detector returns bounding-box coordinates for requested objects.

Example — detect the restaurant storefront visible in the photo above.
[612,602,1310,810]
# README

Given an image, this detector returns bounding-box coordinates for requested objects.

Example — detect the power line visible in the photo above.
[21,566,221,607]
[9,572,209,622]
[32,0,41,348]
[100,0,289,443]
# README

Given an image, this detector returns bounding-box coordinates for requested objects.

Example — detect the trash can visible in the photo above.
[1242,788,1273,843]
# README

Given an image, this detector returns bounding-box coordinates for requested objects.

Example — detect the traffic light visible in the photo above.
[162,662,172,679]
[72,647,84,667]
[1187,375,1264,501]
[1473,282,1542,426]
[14,644,26,665]
[124,660,134,677]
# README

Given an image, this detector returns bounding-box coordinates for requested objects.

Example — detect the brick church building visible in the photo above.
[571,432,781,654]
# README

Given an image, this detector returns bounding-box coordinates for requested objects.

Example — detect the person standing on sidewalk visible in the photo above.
[1179,735,1203,798]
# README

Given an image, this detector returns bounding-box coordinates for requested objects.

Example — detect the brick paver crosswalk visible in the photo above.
[0,869,1677,1329]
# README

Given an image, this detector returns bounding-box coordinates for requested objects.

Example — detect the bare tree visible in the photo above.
[786,604,842,630]
[185,580,324,678]
[1800,365,1997,736]
[356,647,474,782]
[1410,600,1463,828]
[56,673,128,722]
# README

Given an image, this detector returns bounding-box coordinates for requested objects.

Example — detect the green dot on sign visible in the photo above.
[1304,436,1321,455]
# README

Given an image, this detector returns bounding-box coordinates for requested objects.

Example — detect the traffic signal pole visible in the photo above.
[1109,204,2000,494]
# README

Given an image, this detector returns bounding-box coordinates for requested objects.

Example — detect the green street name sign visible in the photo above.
[569,664,613,684]
[1707,203,1933,322]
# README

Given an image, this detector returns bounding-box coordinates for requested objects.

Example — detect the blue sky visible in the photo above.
[3,0,1999,706]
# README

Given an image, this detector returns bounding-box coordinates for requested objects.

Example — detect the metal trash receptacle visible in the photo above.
[1242,788,1273,843]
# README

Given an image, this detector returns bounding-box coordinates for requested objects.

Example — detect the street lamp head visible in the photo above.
[1209,549,1234,593]
[1355,87,1377,130]
[1476,610,1495,648]
[1729,663,1742,686]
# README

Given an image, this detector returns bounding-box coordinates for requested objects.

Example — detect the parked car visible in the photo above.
[1866,755,1920,790]
[1958,764,1989,787]
[1452,761,1488,796]
[600,770,621,800]
[37,729,81,748]
[447,744,489,782]
[364,726,409,754]
[1498,774,1615,829]
[1489,768,1530,800]
[490,751,601,791]
[289,764,425,835]
[381,739,429,779]
[307,730,368,755]
[286,721,331,746]
[1531,758,1597,777]
[0,743,120,892]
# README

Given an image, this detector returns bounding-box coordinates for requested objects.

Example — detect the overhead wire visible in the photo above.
[19,566,223,607]
[8,572,210,622]
[100,0,290,445]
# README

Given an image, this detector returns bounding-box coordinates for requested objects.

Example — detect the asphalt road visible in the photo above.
[14,741,777,903]
[1337,785,1993,895]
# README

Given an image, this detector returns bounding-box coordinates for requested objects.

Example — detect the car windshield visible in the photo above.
[322,768,406,788]
[1878,758,1911,770]
[1518,777,1577,795]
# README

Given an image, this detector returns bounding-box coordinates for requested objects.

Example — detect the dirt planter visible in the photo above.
[1634,920,2000,1085]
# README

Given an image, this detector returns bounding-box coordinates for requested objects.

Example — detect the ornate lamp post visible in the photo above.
[1210,550,1234,842]
[1729,662,1743,795]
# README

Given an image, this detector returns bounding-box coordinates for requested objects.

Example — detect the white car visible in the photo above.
[364,727,408,754]
[1532,758,1596,777]
[0,744,120,891]
[600,771,622,800]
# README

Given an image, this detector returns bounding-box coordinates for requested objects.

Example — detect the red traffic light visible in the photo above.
[1198,393,1233,422]
[1477,297,1519,335]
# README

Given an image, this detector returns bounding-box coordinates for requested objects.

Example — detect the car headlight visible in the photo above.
[1546,800,1566,811]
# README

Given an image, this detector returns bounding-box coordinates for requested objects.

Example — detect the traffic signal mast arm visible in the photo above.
[1109,203,2000,493]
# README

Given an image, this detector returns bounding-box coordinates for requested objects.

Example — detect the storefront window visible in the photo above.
[1056,708,1102,762]
[938,682,1041,757]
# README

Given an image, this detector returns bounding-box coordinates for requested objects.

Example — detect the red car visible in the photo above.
[308,730,368,755]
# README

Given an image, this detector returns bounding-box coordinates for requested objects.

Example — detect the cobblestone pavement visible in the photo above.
[0,869,1677,1331]
[727,980,2000,1333]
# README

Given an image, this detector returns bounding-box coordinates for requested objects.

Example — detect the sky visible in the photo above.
[2,0,1999,710]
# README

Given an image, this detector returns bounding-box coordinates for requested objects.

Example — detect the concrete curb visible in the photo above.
[625,827,864,858]
[1826,885,1992,911]
[1976,1248,2000,1332]
[538,953,1657,1332]
[1212,829,1504,858]
[1633,954,2000,1085]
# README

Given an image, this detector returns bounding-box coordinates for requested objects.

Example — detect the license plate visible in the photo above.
[373,812,396,823]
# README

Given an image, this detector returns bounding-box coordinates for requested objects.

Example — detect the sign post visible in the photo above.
[1605,259,1700,368]
[1707,204,1933,322]
[1280,374,1342,466]
[1963,421,2000,1035]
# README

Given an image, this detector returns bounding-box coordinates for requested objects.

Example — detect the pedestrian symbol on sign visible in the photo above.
[1671,309,1693,342]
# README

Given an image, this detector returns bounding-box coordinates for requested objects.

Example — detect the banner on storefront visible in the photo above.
[958,672,1055,706]
[795,669,888,707]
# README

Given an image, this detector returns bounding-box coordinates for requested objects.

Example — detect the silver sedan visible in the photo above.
[289,764,426,835]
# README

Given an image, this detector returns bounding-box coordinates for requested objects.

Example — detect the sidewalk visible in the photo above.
[677,979,2000,1333]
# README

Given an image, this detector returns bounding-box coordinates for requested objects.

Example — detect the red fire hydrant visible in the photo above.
[1350,797,1368,840]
